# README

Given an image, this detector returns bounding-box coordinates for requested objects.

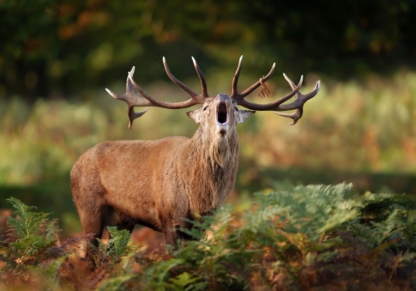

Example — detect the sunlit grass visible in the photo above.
[242,70,416,173]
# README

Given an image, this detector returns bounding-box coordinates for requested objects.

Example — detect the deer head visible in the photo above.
[186,94,254,139]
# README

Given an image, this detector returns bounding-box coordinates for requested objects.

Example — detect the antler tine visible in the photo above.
[106,67,150,129]
[275,110,303,125]
[240,62,276,97]
[236,75,304,110]
[231,55,243,98]
[163,57,207,102]
[192,57,209,97]
[284,73,321,101]
[274,73,304,125]
[230,56,277,101]
[275,74,320,125]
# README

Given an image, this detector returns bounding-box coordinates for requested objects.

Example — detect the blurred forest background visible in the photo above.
[1,0,416,233]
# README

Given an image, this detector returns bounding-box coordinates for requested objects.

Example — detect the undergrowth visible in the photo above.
[0,183,415,290]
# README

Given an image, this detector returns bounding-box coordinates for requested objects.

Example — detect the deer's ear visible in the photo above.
[237,110,255,124]
[186,109,202,123]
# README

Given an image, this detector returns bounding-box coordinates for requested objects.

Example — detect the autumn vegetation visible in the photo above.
[1,183,415,290]
[1,1,416,290]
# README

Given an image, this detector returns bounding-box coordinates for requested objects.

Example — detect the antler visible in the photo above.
[230,56,320,125]
[106,57,210,128]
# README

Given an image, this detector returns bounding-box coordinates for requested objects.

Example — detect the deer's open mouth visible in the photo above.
[217,101,228,124]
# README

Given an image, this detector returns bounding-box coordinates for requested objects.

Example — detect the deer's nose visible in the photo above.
[216,94,230,102]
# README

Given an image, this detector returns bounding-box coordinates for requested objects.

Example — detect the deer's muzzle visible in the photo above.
[217,101,228,124]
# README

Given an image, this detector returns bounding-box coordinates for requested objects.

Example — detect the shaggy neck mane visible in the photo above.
[192,126,238,169]
[182,126,239,215]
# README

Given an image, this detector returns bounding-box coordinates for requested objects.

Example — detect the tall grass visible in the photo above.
[241,70,416,173]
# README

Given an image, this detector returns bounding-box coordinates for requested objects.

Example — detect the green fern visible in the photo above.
[1,197,60,270]
[31,255,67,291]
[169,272,207,291]
[91,226,132,266]
[1,184,415,291]
[107,226,132,258]
[96,275,134,291]
[139,183,416,290]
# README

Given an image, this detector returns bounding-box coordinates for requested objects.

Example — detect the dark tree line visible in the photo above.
[0,0,415,101]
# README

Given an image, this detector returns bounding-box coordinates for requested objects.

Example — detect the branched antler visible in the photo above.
[230,56,320,124]
[105,57,210,128]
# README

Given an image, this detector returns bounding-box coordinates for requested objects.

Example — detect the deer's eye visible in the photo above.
[234,107,239,111]
[203,106,208,111]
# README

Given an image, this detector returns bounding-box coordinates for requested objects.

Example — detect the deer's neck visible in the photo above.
[181,126,239,215]
[192,126,239,169]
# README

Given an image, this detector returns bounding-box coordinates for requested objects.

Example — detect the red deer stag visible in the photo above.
[70,56,320,252]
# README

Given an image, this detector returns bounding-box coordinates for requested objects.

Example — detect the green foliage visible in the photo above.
[91,226,132,267]
[169,272,206,291]
[32,255,68,291]
[0,197,60,271]
[143,183,416,290]
[1,184,415,290]
[349,192,416,252]
[96,275,134,291]
[106,226,131,258]
[140,258,187,291]
[253,183,362,236]
[123,183,415,290]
